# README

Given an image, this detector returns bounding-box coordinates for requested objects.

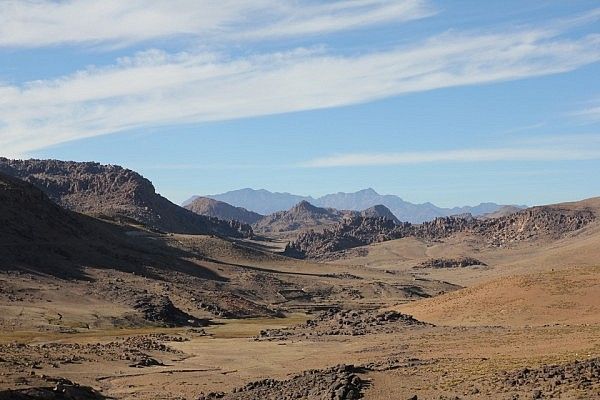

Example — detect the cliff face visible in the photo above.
[0,158,252,237]
[286,206,596,259]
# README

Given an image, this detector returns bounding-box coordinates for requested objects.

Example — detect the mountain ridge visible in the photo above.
[0,158,252,238]
[285,198,598,259]
[189,187,525,223]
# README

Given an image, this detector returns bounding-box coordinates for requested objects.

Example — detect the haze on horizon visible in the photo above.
[1,0,599,207]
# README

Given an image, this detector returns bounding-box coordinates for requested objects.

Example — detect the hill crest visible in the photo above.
[0,158,251,237]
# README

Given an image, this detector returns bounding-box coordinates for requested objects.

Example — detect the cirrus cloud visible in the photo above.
[0,6,599,157]
[0,0,434,48]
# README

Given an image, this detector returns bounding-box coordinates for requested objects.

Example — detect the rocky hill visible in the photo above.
[360,204,400,223]
[253,201,351,234]
[185,196,263,225]
[0,158,251,237]
[286,202,597,258]
[478,205,596,246]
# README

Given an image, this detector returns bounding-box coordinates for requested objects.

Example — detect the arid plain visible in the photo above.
[0,160,599,399]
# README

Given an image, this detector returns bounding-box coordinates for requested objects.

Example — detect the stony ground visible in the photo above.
[1,198,599,399]
[199,364,365,400]
[258,308,429,339]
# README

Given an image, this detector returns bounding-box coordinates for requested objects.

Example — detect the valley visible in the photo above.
[0,160,599,399]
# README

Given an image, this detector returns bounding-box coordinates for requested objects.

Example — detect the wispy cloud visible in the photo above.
[2,19,600,157]
[574,104,600,121]
[0,0,433,48]
[302,135,600,167]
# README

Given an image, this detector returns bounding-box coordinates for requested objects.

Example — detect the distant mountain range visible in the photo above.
[184,188,525,223]
[185,197,401,235]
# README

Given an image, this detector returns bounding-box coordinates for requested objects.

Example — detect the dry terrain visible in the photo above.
[1,167,599,399]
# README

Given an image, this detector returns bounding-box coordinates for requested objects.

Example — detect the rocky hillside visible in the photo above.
[253,201,352,234]
[185,197,263,224]
[0,171,92,246]
[360,204,400,223]
[478,205,596,246]
[0,158,251,237]
[286,202,597,258]
[252,201,400,235]
[0,171,139,274]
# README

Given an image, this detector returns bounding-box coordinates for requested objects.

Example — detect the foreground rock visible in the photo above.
[0,334,184,373]
[0,377,106,400]
[198,364,365,400]
[493,358,600,399]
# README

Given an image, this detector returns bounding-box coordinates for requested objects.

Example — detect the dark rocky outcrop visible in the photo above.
[0,377,108,400]
[414,257,486,269]
[496,358,600,398]
[185,197,263,225]
[475,206,595,246]
[0,158,251,237]
[131,295,208,327]
[284,215,414,258]
[258,308,429,339]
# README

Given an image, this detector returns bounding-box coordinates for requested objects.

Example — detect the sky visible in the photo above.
[1,0,599,207]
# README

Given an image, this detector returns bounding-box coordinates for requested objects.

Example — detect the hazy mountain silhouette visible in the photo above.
[188,188,523,223]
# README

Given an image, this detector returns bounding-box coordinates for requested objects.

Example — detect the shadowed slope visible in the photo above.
[0,171,224,282]
[0,158,251,237]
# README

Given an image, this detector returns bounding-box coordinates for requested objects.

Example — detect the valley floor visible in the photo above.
[1,221,600,399]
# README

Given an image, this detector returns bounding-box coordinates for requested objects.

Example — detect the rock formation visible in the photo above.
[253,200,353,233]
[286,205,596,258]
[0,158,251,237]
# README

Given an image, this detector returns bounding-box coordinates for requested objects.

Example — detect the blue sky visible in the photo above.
[1,0,599,207]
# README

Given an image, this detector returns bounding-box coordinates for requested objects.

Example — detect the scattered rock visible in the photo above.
[414,257,486,269]
[258,308,430,339]
[198,364,366,400]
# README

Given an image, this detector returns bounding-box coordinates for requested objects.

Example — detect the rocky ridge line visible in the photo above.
[286,206,596,258]
[0,158,251,237]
